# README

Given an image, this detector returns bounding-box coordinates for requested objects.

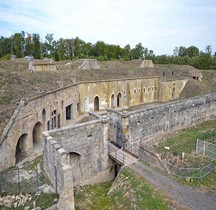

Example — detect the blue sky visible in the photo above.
[0,0,216,55]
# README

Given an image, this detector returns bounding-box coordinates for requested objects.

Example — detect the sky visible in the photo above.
[0,0,216,55]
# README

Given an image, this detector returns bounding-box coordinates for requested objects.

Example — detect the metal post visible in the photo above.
[17,166,21,194]
[203,141,206,156]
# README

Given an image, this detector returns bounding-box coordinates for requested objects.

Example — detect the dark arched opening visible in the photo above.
[94,96,99,111]
[117,92,122,107]
[32,122,43,150]
[111,94,115,108]
[70,152,81,183]
[16,133,28,163]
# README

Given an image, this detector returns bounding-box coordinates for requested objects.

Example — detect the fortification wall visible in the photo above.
[78,77,160,113]
[43,116,114,186]
[126,93,216,148]
[0,76,188,171]
[43,133,74,210]
[0,85,79,171]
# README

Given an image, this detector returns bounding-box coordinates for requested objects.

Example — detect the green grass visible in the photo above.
[157,120,216,156]
[156,120,216,189]
[74,167,173,210]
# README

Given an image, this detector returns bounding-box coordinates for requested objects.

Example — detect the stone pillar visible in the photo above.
[57,165,74,210]
[122,111,129,147]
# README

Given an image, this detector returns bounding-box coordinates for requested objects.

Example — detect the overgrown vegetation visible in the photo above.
[156,120,216,188]
[0,156,58,209]
[74,167,173,210]
[1,33,216,69]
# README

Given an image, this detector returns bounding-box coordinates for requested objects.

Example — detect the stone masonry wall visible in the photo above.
[43,116,114,186]
[0,84,79,171]
[107,93,216,150]
[127,93,216,147]
[43,133,74,210]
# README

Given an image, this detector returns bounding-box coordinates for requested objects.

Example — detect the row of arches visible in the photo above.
[16,122,43,163]
[84,93,123,112]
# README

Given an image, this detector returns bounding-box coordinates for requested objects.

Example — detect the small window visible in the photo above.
[134,89,136,93]
[123,90,126,95]
[148,87,150,92]
[129,90,131,94]
[152,87,154,91]
[66,104,72,120]
[172,71,174,76]
[138,88,141,93]
[143,88,146,93]
[163,71,165,77]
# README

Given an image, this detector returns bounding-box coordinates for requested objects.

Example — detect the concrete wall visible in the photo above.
[34,64,57,71]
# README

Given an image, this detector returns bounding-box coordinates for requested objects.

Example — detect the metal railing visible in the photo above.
[0,165,41,194]
[196,139,216,160]
[108,143,125,165]
[166,162,212,180]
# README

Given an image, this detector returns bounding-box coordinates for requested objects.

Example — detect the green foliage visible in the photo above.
[1,33,216,69]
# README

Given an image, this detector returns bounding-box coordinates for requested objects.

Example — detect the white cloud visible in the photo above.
[0,0,216,54]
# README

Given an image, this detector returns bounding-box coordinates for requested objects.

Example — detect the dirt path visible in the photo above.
[129,161,216,210]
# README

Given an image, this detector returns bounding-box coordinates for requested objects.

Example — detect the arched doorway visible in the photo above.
[94,96,99,111]
[111,94,115,108]
[32,122,43,150]
[70,152,81,183]
[84,97,89,112]
[117,92,122,107]
[172,84,176,99]
[16,133,28,163]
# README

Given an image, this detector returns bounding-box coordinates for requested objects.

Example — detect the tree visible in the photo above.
[186,46,199,57]
[44,33,54,58]
[173,47,179,56]
[131,43,144,60]
[178,46,187,57]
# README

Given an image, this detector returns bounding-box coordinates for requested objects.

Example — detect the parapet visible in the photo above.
[140,60,154,68]
[78,59,100,70]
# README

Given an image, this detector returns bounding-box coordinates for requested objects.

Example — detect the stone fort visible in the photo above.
[0,59,216,209]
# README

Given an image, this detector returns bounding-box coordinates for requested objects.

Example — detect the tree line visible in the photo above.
[0,33,216,70]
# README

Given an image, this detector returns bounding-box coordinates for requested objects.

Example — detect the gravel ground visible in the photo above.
[129,161,216,210]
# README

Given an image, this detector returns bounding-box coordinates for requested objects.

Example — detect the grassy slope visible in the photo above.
[74,167,173,210]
